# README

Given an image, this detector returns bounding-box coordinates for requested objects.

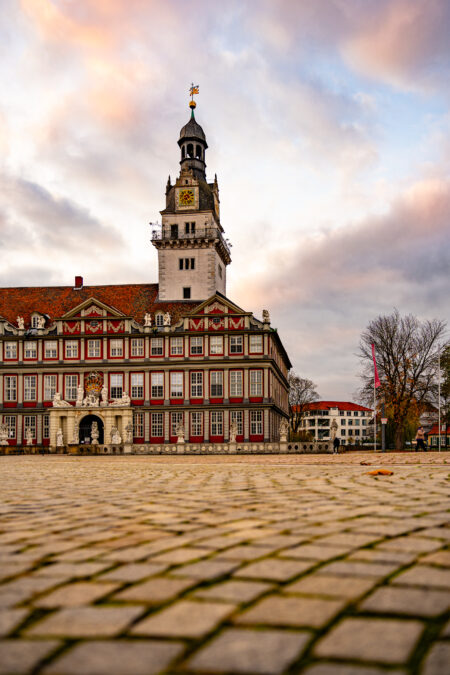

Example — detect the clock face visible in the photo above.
[178,189,195,206]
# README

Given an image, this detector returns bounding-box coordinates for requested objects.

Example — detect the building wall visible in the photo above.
[0,318,289,446]
[158,246,226,301]
[299,406,372,444]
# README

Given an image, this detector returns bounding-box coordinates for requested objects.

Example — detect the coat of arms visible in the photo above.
[85,371,103,395]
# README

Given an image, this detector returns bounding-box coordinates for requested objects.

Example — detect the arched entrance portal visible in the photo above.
[79,415,104,444]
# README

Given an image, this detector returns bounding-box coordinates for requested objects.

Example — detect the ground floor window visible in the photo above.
[230,410,243,436]
[133,412,144,438]
[3,415,16,439]
[171,411,183,437]
[210,411,223,436]
[250,410,263,436]
[43,415,50,439]
[151,412,163,438]
[24,415,37,439]
[191,412,203,437]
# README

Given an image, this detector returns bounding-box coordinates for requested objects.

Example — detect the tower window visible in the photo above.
[183,287,191,299]
[179,259,183,270]
[185,222,195,234]
[170,224,178,238]
[187,143,193,157]
[182,146,186,158]
[179,258,196,270]
[195,144,202,159]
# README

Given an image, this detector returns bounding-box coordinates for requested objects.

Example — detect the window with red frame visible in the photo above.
[4,376,17,402]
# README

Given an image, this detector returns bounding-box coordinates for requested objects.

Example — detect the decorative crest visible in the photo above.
[85,371,103,395]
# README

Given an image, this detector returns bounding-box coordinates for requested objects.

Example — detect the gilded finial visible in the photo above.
[189,83,199,111]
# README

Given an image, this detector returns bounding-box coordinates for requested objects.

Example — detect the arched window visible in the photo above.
[182,145,186,158]
[195,144,202,159]
[155,313,164,327]
[187,143,193,158]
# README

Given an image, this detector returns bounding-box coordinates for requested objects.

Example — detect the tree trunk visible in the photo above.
[395,426,404,451]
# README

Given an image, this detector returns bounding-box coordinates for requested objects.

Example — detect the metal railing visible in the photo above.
[151,225,231,257]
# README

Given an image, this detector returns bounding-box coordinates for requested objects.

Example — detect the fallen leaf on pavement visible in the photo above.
[367,469,394,476]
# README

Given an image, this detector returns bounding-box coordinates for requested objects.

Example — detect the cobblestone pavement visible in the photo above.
[0,453,449,675]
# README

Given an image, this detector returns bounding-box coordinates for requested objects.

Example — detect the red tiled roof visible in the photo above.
[427,424,450,435]
[299,401,373,412]
[0,283,199,327]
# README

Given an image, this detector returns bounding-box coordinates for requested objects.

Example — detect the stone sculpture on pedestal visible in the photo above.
[91,422,99,445]
[56,428,64,447]
[25,428,33,445]
[279,419,289,442]
[110,427,121,444]
[0,422,9,445]
[125,422,133,444]
[176,423,185,443]
[53,393,71,408]
[17,316,24,330]
[229,421,238,443]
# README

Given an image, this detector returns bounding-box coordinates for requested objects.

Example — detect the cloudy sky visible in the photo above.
[1,0,449,400]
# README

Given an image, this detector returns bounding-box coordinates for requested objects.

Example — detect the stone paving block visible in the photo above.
[148,546,209,564]
[98,562,167,582]
[112,576,196,604]
[131,599,235,638]
[33,561,111,578]
[51,547,108,562]
[33,581,119,608]
[281,543,349,561]
[419,527,450,540]
[315,532,379,548]
[392,564,450,589]
[420,550,450,567]
[0,577,60,608]
[376,537,443,553]
[348,549,416,565]
[234,558,314,582]
[0,608,28,636]
[314,617,423,664]
[421,642,450,675]
[0,639,60,675]
[360,585,450,616]
[317,560,399,579]
[286,573,375,599]
[186,627,310,674]
[171,558,239,580]
[42,639,184,675]
[0,562,32,581]
[219,545,276,561]
[193,579,273,603]
[302,664,407,675]
[235,594,345,628]
[25,606,143,638]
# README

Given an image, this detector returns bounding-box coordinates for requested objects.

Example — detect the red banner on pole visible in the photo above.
[371,343,381,388]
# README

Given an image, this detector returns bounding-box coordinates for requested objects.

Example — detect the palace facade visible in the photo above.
[0,100,291,451]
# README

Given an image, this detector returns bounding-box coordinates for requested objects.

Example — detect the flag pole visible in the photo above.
[374,375,376,452]
[438,344,441,452]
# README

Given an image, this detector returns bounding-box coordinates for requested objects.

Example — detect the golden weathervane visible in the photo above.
[189,83,199,109]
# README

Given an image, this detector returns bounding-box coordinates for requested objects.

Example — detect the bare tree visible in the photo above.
[289,373,320,434]
[358,310,446,450]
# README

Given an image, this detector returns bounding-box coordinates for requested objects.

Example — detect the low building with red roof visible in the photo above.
[296,401,373,444]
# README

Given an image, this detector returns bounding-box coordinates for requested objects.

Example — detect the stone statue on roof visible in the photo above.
[17,316,24,330]
[262,309,270,324]
[53,393,71,408]
[144,313,152,327]
[37,316,45,329]
[163,312,171,326]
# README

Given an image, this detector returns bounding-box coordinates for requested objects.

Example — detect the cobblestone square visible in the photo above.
[0,453,449,674]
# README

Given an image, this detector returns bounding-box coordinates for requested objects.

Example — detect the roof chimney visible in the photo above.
[74,276,83,290]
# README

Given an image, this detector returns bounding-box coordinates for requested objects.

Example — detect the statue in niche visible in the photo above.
[229,421,238,444]
[91,421,99,445]
[25,427,33,445]
[125,422,133,444]
[176,422,185,443]
[144,313,152,327]
[262,309,270,323]
[279,418,289,442]
[330,418,338,441]
[53,393,71,408]
[163,312,171,326]
[17,316,24,330]
[56,428,64,447]
[76,385,84,407]
[0,422,9,445]
[110,426,121,444]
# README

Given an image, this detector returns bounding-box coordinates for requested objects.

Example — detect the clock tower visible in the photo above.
[152,97,231,302]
